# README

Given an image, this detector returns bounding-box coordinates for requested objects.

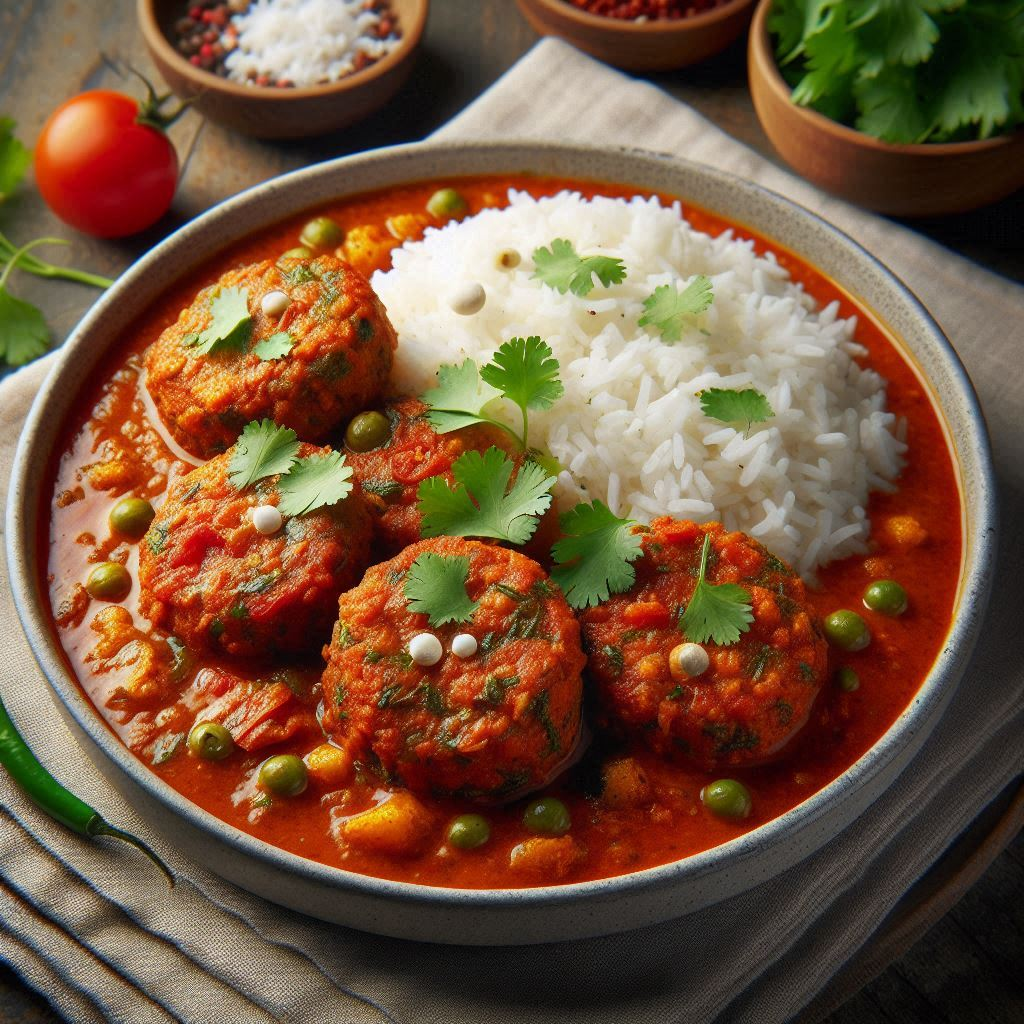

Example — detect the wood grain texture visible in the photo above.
[0,1,1021,1020]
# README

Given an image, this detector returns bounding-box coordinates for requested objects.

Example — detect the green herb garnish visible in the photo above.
[277,450,353,516]
[639,276,714,343]
[184,286,252,355]
[0,117,30,202]
[550,501,644,611]
[769,0,1024,143]
[228,420,300,489]
[417,446,555,545]
[479,336,564,449]
[422,336,564,452]
[252,331,295,361]
[531,238,626,297]
[699,387,775,432]
[679,534,754,646]
[404,552,479,627]
[0,121,112,367]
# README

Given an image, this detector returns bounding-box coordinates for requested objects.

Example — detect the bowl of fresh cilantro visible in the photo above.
[748,0,1024,215]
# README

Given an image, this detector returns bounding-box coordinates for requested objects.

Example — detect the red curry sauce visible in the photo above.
[44,175,962,888]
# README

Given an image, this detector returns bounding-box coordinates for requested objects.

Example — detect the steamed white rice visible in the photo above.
[372,190,906,579]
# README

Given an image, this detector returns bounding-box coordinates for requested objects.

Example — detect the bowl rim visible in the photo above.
[136,0,429,100]
[519,0,755,35]
[6,138,997,919]
[749,0,1024,155]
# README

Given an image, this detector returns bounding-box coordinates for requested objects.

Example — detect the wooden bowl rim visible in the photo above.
[520,0,755,36]
[137,0,429,101]
[749,0,1023,156]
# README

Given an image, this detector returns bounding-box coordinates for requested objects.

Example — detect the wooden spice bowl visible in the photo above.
[748,0,1024,216]
[137,0,429,139]
[516,0,755,72]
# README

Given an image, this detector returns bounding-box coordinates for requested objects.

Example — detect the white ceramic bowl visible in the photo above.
[6,141,996,945]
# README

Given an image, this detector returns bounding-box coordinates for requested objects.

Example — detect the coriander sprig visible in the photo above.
[422,336,564,453]
[183,285,295,361]
[228,420,300,488]
[550,501,644,610]
[639,276,714,343]
[417,447,556,545]
[404,553,479,627]
[699,388,775,433]
[679,534,754,646]
[184,286,252,355]
[227,421,353,516]
[531,238,626,297]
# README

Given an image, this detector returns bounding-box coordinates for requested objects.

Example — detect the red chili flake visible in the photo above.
[566,0,731,19]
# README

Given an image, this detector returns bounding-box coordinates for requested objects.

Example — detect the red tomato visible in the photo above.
[34,90,178,238]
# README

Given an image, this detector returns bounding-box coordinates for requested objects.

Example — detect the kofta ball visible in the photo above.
[342,396,527,554]
[145,254,397,458]
[579,518,828,769]
[138,443,372,658]
[321,537,586,800]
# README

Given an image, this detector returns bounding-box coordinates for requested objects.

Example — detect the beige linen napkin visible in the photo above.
[2,39,1022,1024]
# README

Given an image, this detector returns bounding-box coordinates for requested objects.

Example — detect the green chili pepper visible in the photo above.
[0,694,174,885]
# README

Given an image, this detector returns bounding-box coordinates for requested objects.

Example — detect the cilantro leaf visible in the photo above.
[853,65,931,143]
[531,238,626,297]
[679,534,754,646]
[422,340,565,452]
[925,5,1024,141]
[417,447,555,545]
[404,553,479,627]
[550,501,644,610]
[0,118,30,203]
[422,358,502,434]
[639,276,714,343]
[228,420,300,489]
[771,0,1024,143]
[184,286,252,355]
[0,290,48,365]
[480,336,564,413]
[252,331,295,360]
[699,388,775,431]
[278,451,353,516]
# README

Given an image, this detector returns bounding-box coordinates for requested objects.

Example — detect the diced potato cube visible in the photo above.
[601,757,652,809]
[881,515,928,549]
[341,790,434,856]
[306,743,352,788]
[341,224,394,277]
[509,836,585,880]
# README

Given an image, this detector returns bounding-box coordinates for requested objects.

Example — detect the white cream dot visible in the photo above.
[409,633,443,666]
[448,282,486,316]
[251,504,283,535]
[451,633,478,659]
[671,642,710,679]
[261,290,290,317]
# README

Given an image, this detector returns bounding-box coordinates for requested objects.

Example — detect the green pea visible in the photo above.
[863,579,908,616]
[109,497,155,539]
[299,216,343,250]
[258,754,308,797]
[836,666,860,692]
[522,796,570,836]
[823,609,871,652]
[700,778,752,820]
[86,562,131,602]
[426,188,467,219]
[279,245,312,261]
[448,813,491,850]
[345,411,391,453]
[187,721,234,761]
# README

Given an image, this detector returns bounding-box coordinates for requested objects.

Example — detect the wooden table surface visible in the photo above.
[0,2,1021,1021]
